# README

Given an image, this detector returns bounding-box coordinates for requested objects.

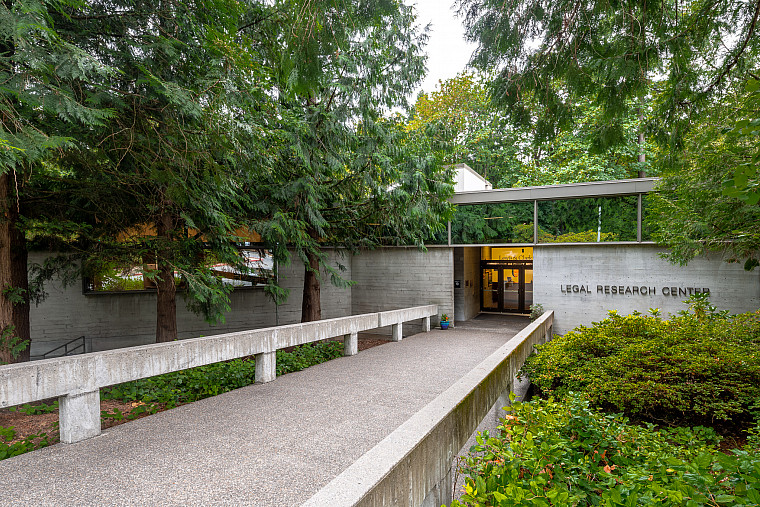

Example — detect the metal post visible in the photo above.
[533,200,538,244]
[447,220,452,246]
[637,193,643,242]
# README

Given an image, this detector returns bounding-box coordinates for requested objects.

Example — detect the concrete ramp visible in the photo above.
[0,318,529,506]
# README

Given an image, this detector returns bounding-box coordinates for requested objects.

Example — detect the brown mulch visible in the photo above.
[0,399,144,446]
[1,337,390,445]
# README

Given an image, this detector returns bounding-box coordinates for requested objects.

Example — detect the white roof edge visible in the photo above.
[450,177,660,204]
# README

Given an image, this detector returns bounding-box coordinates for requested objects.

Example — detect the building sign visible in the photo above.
[483,247,533,261]
[560,284,711,296]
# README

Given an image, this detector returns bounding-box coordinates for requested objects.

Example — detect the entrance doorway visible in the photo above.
[481,260,533,314]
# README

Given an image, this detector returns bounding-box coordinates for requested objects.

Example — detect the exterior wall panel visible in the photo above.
[28,250,352,356]
[454,247,481,322]
[351,247,454,335]
[534,244,760,335]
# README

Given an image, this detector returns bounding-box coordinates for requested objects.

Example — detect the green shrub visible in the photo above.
[9,401,59,415]
[520,306,760,427]
[453,396,760,506]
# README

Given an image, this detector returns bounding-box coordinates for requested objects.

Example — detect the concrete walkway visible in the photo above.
[1,315,529,506]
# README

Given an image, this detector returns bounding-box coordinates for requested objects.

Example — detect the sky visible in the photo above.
[404,0,478,99]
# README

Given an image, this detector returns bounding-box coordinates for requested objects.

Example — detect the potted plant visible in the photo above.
[440,314,450,330]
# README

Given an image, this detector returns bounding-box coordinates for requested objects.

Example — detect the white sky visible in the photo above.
[405,0,478,99]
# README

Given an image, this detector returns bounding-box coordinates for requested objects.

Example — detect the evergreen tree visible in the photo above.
[0,0,112,362]
[249,0,453,322]
[456,0,760,164]
[51,0,273,342]
[650,76,760,270]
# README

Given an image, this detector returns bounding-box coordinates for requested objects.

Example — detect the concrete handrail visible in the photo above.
[377,304,439,340]
[0,305,437,444]
[304,310,554,507]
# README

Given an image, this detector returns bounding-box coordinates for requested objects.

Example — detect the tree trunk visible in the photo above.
[637,108,647,177]
[301,250,321,323]
[0,172,30,363]
[155,213,177,343]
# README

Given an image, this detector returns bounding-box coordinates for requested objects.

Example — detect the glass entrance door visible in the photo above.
[480,262,533,314]
[482,268,500,311]
[502,268,520,311]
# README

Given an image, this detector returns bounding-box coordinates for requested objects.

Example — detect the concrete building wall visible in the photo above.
[453,163,492,192]
[534,244,760,335]
[28,250,352,356]
[454,247,481,322]
[351,247,454,335]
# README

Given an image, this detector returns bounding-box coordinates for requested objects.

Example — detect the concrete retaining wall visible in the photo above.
[28,250,352,356]
[534,244,760,335]
[303,311,553,507]
[351,247,454,335]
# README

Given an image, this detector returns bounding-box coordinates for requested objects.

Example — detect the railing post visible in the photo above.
[255,352,276,383]
[423,316,431,332]
[344,332,358,356]
[391,322,402,342]
[59,390,101,444]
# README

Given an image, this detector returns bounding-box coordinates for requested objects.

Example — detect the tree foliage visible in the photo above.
[0,0,114,362]
[44,0,277,342]
[0,0,456,357]
[650,76,760,270]
[247,0,453,321]
[456,0,760,154]
[408,72,524,187]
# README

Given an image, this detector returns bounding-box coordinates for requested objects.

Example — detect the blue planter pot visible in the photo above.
[441,321,449,330]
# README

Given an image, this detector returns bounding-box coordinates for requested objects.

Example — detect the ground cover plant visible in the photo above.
[519,297,760,431]
[1,340,346,461]
[452,396,760,506]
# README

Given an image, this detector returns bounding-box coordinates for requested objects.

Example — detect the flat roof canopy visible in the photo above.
[450,178,659,205]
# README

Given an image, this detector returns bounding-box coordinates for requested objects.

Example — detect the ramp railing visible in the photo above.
[304,310,554,507]
[0,305,437,444]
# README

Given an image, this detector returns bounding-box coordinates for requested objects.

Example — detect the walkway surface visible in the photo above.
[1,315,529,506]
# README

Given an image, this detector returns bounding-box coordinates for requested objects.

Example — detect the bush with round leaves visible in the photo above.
[520,303,760,428]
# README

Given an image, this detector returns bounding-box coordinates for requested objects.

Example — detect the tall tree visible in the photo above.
[51,0,271,342]
[456,0,760,164]
[408,72,526,188]
[650,75,760,271]
[250,0,453,322]
[0,0,112,362]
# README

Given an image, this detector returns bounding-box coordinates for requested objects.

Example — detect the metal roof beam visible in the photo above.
[450,178,659,205]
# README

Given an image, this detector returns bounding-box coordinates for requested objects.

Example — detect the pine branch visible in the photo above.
[702,0,760,96]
